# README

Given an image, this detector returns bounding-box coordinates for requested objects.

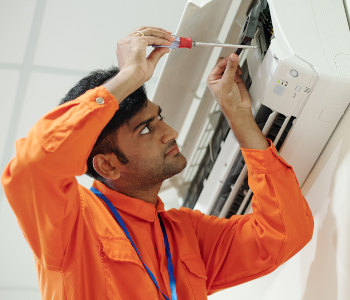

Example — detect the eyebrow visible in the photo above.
[132,106,162,133]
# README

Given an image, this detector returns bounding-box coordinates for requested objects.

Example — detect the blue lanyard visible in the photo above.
[90,187,177,300]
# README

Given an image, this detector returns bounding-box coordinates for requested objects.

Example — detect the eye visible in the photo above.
[140,125,150,135]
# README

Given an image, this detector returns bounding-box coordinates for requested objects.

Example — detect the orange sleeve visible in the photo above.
[1,86,118,271]
[180,140,314,294]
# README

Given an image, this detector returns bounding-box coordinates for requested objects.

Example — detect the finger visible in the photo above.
[135,28,175,42]
[130,26,171,36]
[141,26,172,34]
[236,64,242,76]
[147,47,170,65]
[234,74,244,82]
[222,53,240,82]
[141,36,173,47]
[215,57,227,75]
[216,57,225,64]
[130,26,170,35]
[211,56,230,76]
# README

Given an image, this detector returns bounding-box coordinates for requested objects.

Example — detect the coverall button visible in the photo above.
[96,97,105,105]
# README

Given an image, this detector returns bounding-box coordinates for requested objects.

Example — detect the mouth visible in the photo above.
[165,144,180,156]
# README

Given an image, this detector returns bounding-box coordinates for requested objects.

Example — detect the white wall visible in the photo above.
[209,100,350,300]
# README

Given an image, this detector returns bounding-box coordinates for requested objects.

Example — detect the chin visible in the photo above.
[174,154,187,174]
[163,154,187,179]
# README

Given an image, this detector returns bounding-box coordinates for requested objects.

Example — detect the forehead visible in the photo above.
[127,99,158,128]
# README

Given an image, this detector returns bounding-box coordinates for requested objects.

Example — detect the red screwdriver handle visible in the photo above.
[151,35,193,49]
[179,37,193,49]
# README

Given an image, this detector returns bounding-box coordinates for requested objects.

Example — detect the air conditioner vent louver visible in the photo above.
[267,115,295,151]
[241,60,252,90]
[235,0,271,57]
[226,176,253,218]
[209,151,244,216]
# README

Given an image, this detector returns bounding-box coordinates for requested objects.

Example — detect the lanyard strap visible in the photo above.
[90,187,177,300]
[158,214,177,300]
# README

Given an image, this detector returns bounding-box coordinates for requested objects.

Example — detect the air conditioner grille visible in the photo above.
[220,114,295,217]
[183,100,295,214]
[182,113,231,209]
[208,106,273,215]
[267,115,295,151]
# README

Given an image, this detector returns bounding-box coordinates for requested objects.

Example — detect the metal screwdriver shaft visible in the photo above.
[152,35,259,50]
[193,41,258,49]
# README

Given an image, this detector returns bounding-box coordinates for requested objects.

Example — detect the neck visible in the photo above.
[106,180,162,206]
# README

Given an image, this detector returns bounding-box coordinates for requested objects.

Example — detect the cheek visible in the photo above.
[138,136,162,152]
[131,141,162,161]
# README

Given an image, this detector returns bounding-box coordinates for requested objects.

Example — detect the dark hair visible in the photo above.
[59,66,148,182]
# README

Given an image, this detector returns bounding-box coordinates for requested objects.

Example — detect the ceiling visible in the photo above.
[0,0,188,297]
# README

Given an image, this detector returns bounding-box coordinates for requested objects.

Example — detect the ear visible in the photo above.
[92,154,121,180]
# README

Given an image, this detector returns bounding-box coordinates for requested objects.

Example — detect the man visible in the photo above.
[1,26,314,299]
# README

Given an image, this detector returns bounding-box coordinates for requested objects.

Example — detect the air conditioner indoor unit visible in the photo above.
[153,0,350,217]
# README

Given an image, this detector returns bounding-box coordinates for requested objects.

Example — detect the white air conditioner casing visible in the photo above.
[153,0,350,216]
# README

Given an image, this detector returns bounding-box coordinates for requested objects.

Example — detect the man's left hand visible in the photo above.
[207,53,251,116]
[207,53,269,150]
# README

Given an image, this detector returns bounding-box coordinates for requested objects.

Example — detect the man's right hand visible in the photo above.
[117,26,175,83]
[104,26,175,103]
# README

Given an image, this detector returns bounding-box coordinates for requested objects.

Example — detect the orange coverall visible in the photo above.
[1,86,314,299]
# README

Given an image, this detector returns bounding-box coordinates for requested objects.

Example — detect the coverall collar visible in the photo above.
[92,180,180,223]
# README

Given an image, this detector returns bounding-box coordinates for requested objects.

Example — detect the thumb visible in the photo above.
[222,53,239,83]
[147,47,170,66]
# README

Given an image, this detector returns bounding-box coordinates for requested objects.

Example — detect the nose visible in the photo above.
[160,121,178,144]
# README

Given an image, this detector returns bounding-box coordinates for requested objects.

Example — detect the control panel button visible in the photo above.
[290,69,298,77]
[295,85,301,92]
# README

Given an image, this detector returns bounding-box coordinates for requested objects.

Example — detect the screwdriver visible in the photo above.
[152,35,258,50]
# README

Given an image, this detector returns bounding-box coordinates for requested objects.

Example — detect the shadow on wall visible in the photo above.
[301,200,338,300]
[300,103,350,300]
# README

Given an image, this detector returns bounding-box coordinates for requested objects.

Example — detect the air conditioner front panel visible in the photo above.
[152,0,234,134]
[155,0,350,216]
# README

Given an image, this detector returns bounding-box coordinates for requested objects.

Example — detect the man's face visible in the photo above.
[115,100,187,187]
